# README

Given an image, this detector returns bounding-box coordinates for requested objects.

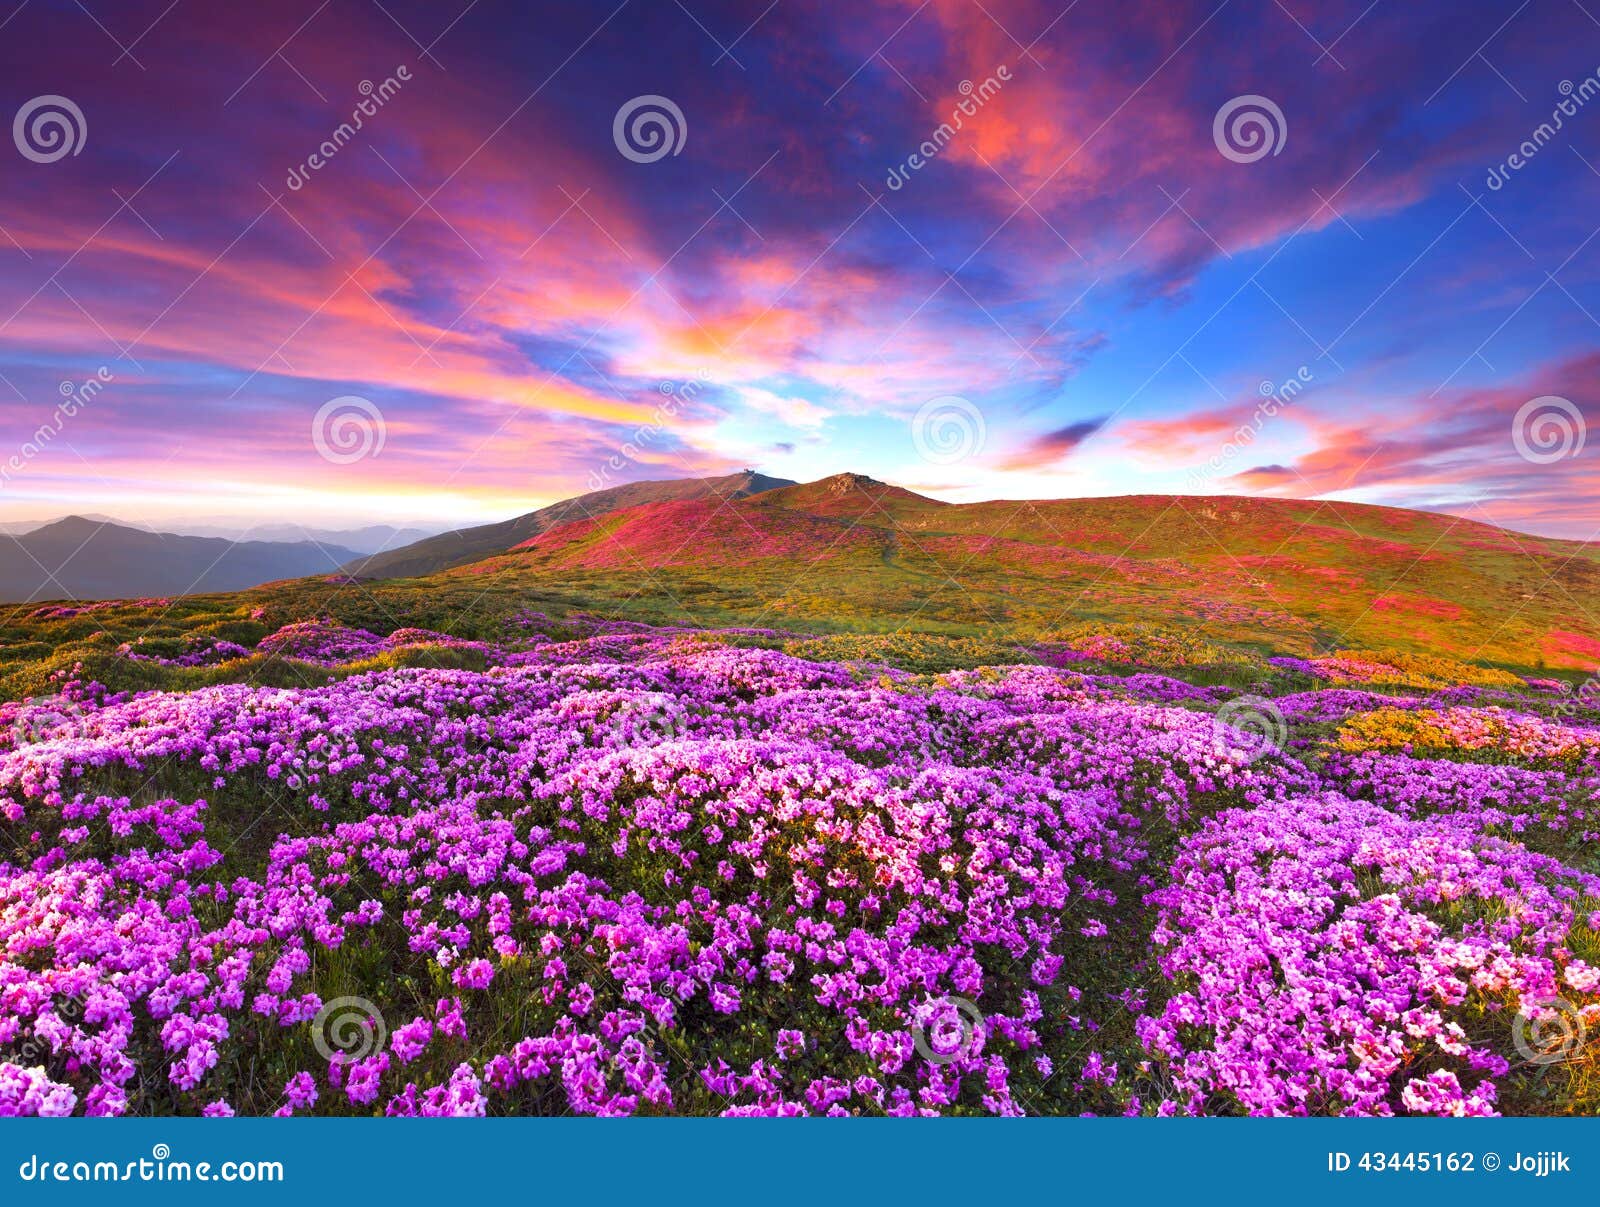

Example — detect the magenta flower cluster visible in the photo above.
[1,620,1597,1117]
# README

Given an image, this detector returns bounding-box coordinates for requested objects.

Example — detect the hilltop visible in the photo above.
[435,472,1600,669]
[342,470,795,579]
[4,473,1598,700]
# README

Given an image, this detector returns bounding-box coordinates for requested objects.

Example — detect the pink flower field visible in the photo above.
[2,617,1599,1117]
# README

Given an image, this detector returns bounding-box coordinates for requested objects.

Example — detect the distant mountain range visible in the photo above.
[164,522,443,555]
[342,470,795,579]
[0,517,441,556]
[0,474,803,603]
[0,517,361,603]
[0,513,123,536]
[9,472,1599,669]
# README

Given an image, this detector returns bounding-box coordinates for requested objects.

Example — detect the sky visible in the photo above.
[0,0,1597,538]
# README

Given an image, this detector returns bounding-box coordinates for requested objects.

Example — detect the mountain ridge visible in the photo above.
[341,470,796,579]
[11,473,1595,668]
[0,517,442,553]
[0,517,362,604]
[438,472,1600,669]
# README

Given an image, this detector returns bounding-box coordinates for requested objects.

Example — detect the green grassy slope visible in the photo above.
[3,473,1597,704]
[341,469,795,578]
[440,473,1600,669]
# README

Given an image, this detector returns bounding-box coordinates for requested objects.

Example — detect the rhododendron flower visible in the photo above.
[0,620,1594,1118]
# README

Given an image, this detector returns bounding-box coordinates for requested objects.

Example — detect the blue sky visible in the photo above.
[0,0,1596,536]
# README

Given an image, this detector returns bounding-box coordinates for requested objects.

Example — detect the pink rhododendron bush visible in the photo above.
[2,621,1598,1117]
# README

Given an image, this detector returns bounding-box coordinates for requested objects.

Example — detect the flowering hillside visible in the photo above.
[448,476,1600,671]
[3,614,1598,1117]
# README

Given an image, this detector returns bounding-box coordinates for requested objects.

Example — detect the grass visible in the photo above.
[4,486,1600,1116]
